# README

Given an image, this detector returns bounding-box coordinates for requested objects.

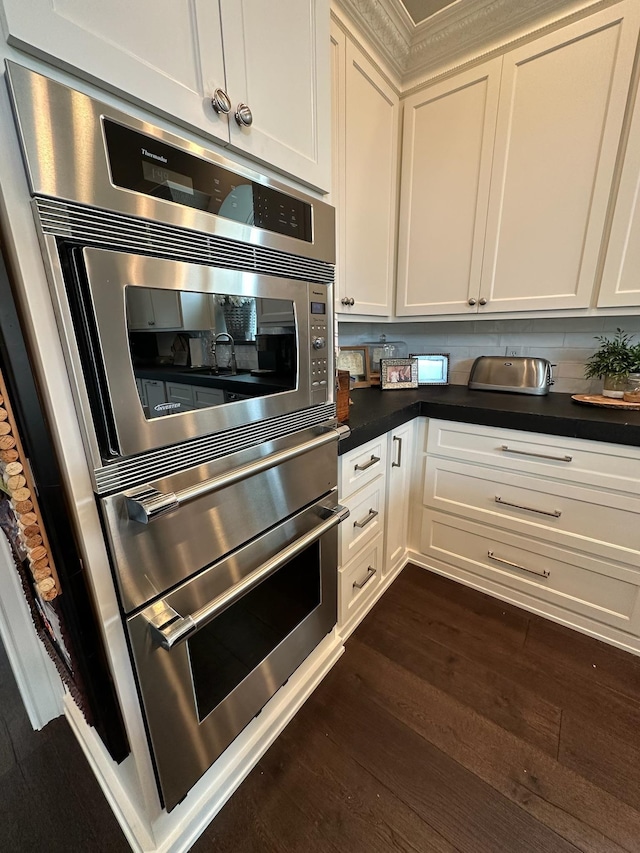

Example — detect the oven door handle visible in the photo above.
[126,423,351,523]
[148,503,350,650]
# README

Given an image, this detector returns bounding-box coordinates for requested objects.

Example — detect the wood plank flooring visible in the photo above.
[202,565,640,853]
[3,564,640,851]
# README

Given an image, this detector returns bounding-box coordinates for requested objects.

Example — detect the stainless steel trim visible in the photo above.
[352,566,376,590]
[126,426,342,522]
[487,550,550,578]
[35,199,334,285]
[500,445,572,463]
[150,503,349,649]
[354,455,380,472]
[392,435,402,468]
[494,495,562,518]
[94,403,336,494]
[7,61,335,264]
[353,508,378,529]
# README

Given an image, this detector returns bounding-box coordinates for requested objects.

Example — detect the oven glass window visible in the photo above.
[125,287,297,419]
[188,544,321,721]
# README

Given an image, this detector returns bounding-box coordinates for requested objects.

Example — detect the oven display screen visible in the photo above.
[142,161,194,195]
[310,302,325,314]
[104,119,313,241]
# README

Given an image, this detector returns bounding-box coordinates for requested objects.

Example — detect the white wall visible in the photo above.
[338,315,640,394]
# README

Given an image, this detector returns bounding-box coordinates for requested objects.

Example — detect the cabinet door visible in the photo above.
[480,2,640,313]
[337,39,398,317]
[142,380,167,418]
[126,290,155,330]
[219,0,331,191]
[385,421,414,576]
[150,292,182,329]
[166,382,194,410]
[598,74,640,307]
[180,294,213,331]
[395,60,501,316]
[1,0,229,146]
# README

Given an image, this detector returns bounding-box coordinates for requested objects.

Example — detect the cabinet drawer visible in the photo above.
[425,457,640,564]
[339,534,383,635]
[426,419,640,495]
[340,476,385,566]
[339,435,387,500]
[421,510,640,634]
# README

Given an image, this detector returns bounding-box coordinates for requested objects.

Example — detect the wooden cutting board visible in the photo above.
[571,394,640,410]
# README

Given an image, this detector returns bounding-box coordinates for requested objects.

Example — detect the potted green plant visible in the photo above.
[584,328,640,398]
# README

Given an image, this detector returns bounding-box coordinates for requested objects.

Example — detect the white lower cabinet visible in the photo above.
[414,418,640,653]
[337,425,414,637]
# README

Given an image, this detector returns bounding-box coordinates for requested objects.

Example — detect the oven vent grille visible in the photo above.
[94,402,337,494]
[35,198,334,284]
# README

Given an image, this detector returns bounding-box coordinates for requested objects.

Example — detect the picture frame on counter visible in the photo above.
[336,346,370,388]
[380,358,418,390]
[410,353,450,385]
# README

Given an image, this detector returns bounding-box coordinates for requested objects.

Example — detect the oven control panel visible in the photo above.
[310,293,329,402]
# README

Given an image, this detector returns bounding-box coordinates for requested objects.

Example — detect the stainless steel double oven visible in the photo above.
[8,62,348,810]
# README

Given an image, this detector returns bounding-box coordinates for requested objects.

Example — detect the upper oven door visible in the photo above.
[64,247,331,461]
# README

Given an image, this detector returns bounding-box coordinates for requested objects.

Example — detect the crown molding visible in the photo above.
[336,0,611,85]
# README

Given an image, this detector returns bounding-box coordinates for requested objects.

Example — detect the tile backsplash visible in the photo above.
[338,316,640,394]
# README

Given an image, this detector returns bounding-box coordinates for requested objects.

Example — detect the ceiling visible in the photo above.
[400,0,458,25]
[336,0,586,88]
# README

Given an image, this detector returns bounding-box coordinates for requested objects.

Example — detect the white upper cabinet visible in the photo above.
[396,0,640,317]
[396,59,501,316]
[219,0,330,192]
[0,0,331,191]
[331,21,399,317]
[598,68,640,307]
[480,3,640,313]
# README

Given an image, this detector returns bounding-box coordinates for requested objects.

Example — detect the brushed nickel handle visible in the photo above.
[354,454,380,472]
[349,297,355,306]
[392,435,403,468]
[495,495,561,518]
[353,566,376,590]
[468,298,477,306]
[354,508,378,529]
[488,550,550,579]
[211,88,231,114]
[149,504,350,649]
[500,445,572,463]
[235,103,253,127]
[479,297,487,306]
[126,426,342,523]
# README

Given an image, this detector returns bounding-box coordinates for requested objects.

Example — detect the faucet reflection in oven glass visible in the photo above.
[211,332,237,375]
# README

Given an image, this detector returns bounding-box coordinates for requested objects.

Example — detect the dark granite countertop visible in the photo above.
[339,385,640,453]
[135,365,290,395]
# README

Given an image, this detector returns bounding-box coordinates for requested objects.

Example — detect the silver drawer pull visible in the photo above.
[354,508,378,529]
[354,454,380,472]
[353,566,376,590]
[126,426,342,523]
[392,435,403,468]
[500,445,572,463]
[148,503,351,649]
[495,495,561,518]
[488,550,550,579]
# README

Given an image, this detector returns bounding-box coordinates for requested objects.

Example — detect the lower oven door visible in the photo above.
[127,491,347,811]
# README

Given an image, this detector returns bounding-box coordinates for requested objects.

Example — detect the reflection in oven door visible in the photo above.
[126,491,347,811]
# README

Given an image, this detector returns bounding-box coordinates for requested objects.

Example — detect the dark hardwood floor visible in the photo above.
[3,564,640,851]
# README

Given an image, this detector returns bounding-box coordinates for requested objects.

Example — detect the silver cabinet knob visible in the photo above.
[468,298,477,306]
[479,297,487,306]
[340,297,355,307]
[235,103,253,127]
[211,88,231,115]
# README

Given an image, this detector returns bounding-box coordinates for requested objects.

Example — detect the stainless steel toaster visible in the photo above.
[468,356,554,395]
